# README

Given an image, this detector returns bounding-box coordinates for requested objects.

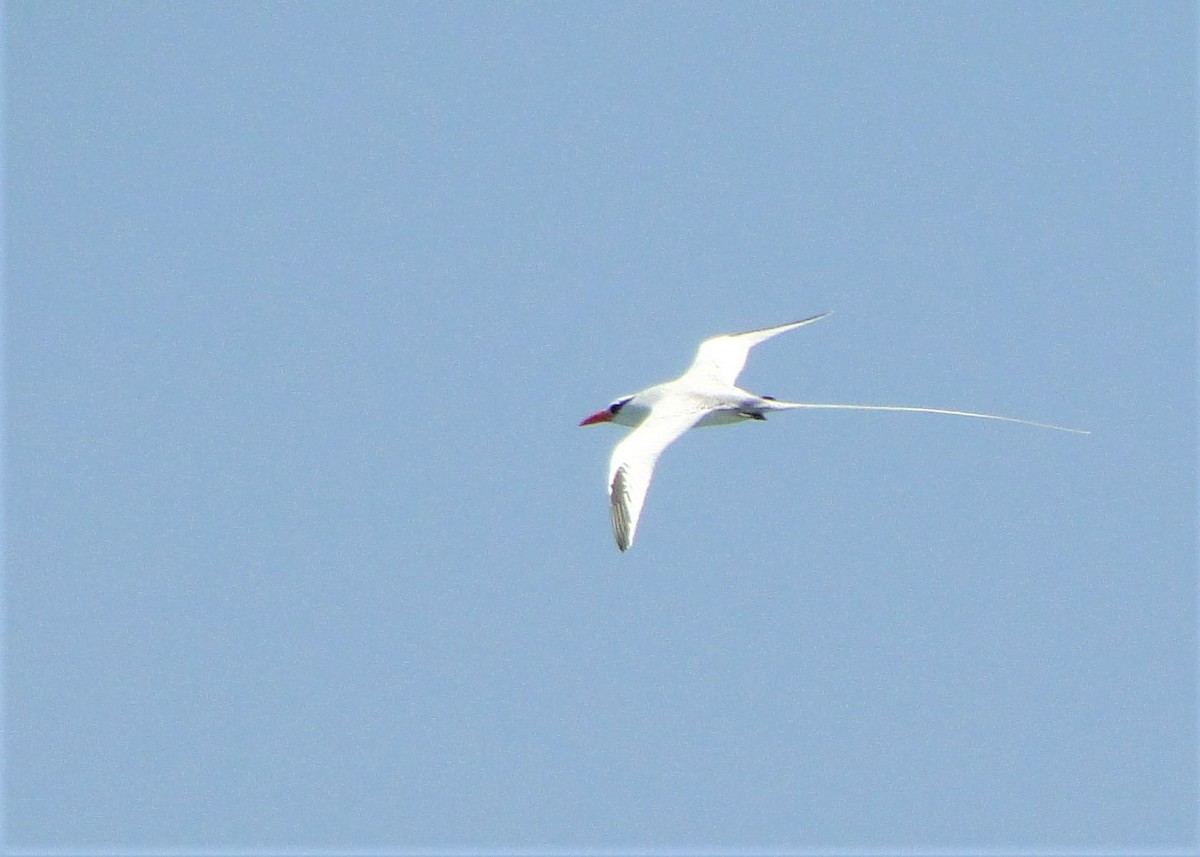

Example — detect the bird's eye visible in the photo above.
[609,398,629,415]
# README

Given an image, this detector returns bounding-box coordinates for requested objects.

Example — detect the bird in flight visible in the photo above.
[579,312,1088,552]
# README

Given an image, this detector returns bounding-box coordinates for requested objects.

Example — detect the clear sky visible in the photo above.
[5,2,1196,853]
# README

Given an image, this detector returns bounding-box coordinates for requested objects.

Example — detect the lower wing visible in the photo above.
[607,408,706,551]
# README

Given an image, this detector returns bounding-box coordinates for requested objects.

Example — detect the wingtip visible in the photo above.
[610,466,635,552]
[789,310,832,327]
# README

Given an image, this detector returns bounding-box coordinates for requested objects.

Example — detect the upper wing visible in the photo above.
[681,312,831,386]
[607,406,706,552]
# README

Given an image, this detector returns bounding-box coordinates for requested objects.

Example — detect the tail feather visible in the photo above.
[764,400,1089,435]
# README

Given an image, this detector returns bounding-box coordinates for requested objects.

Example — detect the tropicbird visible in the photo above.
[579,312,1087,552]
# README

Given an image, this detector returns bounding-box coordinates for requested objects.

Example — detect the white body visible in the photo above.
[581,313,1087,552]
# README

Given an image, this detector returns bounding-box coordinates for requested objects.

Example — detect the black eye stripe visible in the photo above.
[609,397,631,415]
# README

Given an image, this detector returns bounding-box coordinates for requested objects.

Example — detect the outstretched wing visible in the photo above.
[607,407,706,552]
[682,312,830,386]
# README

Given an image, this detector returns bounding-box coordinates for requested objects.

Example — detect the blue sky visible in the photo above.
[5,2,1196,853]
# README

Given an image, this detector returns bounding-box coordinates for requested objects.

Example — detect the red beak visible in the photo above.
[579,409,614,426]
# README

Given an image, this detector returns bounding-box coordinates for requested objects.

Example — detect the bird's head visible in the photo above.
[579,395,634,426]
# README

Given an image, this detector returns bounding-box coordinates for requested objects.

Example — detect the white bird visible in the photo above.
[579,312,1088,552]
